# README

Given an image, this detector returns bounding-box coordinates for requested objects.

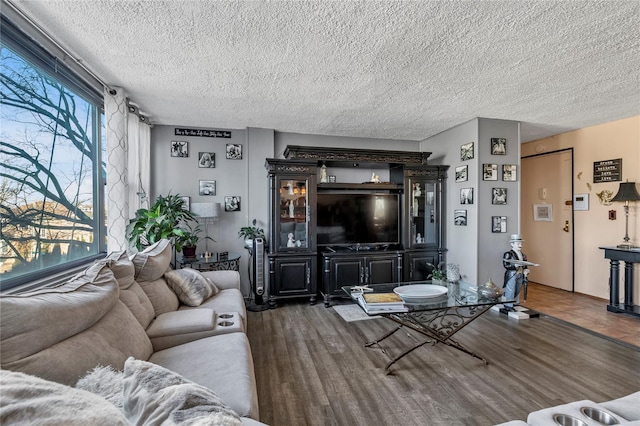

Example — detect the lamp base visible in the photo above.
[616,243,638,249]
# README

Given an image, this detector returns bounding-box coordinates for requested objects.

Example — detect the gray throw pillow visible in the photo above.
[164,268,219,306]
[122,357,241,425]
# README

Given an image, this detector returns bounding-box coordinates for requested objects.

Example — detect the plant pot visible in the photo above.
[182,246,197,258]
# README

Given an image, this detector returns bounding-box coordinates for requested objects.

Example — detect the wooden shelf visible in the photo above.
[317,182,402,192]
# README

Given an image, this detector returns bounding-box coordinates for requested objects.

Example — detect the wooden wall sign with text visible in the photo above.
[175,128,231,138]
[593,158,622,183]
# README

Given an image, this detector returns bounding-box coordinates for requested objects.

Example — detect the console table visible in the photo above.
[599,246,640,316]
[179,252,241,272]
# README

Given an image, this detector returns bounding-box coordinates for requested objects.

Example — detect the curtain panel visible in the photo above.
[104,87,151,251]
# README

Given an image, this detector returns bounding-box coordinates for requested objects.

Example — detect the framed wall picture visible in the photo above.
[198,152,215,168]
[502,164,517,181]
[170,140,188,157]
[180,196,190,211]
[492,188,507,205]
[460,142,474,161]
[533,203,553,221]
[483,163,498,181]
[460,188,474,204]
[454,209,467,226]
[226,144,242,160]
[491,138,506,155]
[199,180,216,196]
[492,216,507,233]
[224,196,241,212]
[455,165,468,182]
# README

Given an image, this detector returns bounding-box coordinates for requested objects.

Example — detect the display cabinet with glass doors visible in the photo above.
[265,159,318,306]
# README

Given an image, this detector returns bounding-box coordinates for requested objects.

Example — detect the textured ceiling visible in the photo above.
[10,0,640,142]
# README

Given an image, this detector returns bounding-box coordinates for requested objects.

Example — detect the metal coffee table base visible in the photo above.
[364,304,493,374]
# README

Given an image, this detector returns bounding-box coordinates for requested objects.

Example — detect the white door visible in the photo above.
[521,151,573,291]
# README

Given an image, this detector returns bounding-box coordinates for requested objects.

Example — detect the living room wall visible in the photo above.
[522,115,640,303]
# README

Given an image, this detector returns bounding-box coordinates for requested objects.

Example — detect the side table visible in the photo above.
[179,252,241,272]
[599,246,640,316]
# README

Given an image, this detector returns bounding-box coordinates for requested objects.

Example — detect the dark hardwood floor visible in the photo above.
[247,288,640,426]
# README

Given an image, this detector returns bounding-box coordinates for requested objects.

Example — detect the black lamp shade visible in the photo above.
[611,182,640,203]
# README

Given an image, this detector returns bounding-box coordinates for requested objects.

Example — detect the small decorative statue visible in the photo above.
[415,233,423,244]
[289,200,295,218]
[320,163,328,183]
[287,233,296,247]
[413,183,421,216]
[502,233,529,311]
[370,173,380,183]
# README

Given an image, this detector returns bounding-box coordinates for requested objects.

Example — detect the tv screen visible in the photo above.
[317,193,400,246]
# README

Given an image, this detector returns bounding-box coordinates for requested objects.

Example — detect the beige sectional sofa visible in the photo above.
[0,239,265,425]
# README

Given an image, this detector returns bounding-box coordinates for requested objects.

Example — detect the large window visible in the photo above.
[1,16,106,290]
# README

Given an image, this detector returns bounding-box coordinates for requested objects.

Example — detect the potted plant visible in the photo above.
[238,219,266,248]
[175,223,214,258]
[127,193,195,252]
[427,262,447,285]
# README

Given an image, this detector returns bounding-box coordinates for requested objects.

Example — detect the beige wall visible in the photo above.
[521,116,640,303]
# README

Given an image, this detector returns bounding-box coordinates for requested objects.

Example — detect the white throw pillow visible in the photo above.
[75,365,124,410]
[122,357,241,425]
[164,268,219,306]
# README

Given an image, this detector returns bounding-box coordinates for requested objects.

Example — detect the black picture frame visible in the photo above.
[502,164,517,181]
[491,138,506,155]
[492,188,507,205]
[224,196,241,212]
[199,180,216,196]
[460,142,474,161]
[460,188,474,204]
[198,152,215,168]
[492,216,507,233]
[454,209,467,226]
[455,165,468,182]
[226,144,242,160]
[483,163,498,181]
[170,140,188,157]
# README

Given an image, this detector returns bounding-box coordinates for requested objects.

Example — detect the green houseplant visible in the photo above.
[427,262,447,283]
[238,219,266,248]
[175,222,214,257]
[127,193,196,252]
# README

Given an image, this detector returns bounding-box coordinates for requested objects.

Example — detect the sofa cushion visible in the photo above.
[104,250,155,328]
[0,369,128,425]
[138,277,180,316]
[1,262,153,386]
[600,391,640,421]
[123,357,242,425]
[75,365,124,410]
[130,238,172,282]
[149,333,259,420]
[165,268,219,306]
[180,288,247,328]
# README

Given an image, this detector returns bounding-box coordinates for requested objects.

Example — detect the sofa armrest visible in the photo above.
[199,270,240,291]
[147,309,215,338]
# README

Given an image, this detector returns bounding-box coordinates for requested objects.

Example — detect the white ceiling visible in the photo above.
[10,0,640,143]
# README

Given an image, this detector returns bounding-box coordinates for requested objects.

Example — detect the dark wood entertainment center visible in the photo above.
[265,146,448,307]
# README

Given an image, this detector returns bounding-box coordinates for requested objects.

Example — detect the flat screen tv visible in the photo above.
[316,193,400,246]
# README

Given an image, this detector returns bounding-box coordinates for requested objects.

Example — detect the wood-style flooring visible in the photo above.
[246,287,639,426]
[523,282,640,348]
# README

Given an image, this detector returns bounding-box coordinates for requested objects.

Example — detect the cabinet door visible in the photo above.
[275,176,311,252]
[408,180,438,248]
[272,256,315,296]
[367,256,400,284]
[329,257,363,294]
[405,251,439,281]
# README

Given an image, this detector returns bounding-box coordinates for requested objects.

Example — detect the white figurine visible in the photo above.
[287,233,296,247]
[289,200,295,218]
[416,233,423,244]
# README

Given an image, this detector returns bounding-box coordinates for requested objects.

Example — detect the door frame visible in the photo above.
[522,148,575,292]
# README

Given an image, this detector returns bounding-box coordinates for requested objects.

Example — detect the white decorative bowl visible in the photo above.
[393,284,448,304]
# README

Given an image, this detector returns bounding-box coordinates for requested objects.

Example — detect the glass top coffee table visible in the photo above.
[342,280,515,374]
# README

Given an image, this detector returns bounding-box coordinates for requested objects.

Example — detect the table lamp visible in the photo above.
[190,202,222,258]
[610,181,640,248]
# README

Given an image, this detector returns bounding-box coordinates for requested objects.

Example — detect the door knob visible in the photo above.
[563,220,570,232]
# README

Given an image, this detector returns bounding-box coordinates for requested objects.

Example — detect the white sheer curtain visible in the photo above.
[104,87,151,252]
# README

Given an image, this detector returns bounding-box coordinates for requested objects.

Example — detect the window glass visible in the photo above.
[1,41,105,289]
